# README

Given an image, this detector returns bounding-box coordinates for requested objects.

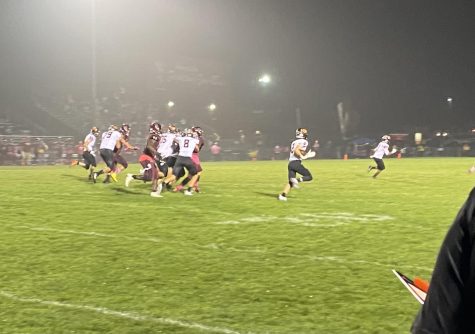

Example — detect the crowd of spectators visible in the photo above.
[0,135,78,166]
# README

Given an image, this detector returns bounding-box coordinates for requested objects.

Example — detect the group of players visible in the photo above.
[277,128,396,201]
[73,121,402,200]
[72,121,205,197]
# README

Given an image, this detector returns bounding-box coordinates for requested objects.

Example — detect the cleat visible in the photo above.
[367,165,373,172]
[150,191,163,198]
[184,190,193,196]
[125,173,133,187]
[92,172,98,183]
[469,166,475,174]
[103,176,111,184]
[110,172,118,182]
[289,177,299,189]
[70,159,79,166]
[278,194,287,201]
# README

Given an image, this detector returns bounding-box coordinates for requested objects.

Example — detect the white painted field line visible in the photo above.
[0,291,249,334]
[12,225,432,272]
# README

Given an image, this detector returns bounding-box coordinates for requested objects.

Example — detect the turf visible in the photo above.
[0,157,474,334]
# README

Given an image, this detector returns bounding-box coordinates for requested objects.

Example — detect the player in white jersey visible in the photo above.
[278,128,315,201]
[93,125,137,183]
[158,124,179,176]
[71,127,100,179]
[367,135,396,178]
[163,128,200,195]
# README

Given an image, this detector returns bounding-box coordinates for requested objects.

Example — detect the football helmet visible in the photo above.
[168,123,177,133]
[91,127,100,137]
[149,121,162,135]
[181,128,194,137]
[295,128,308,139]
[108,124,118,131]
[120,123,130,135]
[192,126,203,137]
[382,135,391,142]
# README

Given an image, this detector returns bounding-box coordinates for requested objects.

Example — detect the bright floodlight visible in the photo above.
[208,103,216,111]
[167,101,175,108]
[258,74,271,84]
[447,97,453,103]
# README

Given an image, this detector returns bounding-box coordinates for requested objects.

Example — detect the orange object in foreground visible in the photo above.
[414,277,429,293]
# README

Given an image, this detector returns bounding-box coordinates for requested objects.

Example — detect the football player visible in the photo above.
[163,128,200,195]
[71,126,100,179]
[93,125,137,183]
[125,121,165,197]
[157,123,179,179]
[104,123,134,183]
[278,128,315,201]
[367,135,396,178]
[174,126,205,192]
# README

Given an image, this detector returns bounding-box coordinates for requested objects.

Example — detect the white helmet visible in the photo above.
[295,128,308,139]
[382,135,391,141]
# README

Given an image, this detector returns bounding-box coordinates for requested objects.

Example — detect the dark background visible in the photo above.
[1,0,475,143]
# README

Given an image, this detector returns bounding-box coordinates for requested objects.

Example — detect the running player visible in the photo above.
[174,126,205,192]
[157,123,179,178]
[163,128,200,196]
[124,121,165,197]
[367,135,396,178]
[93,125,136,183]
[71,126,100,179]
[278,128,315,201]
[104,123,135,183]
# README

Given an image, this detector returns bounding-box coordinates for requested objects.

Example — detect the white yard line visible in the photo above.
[12,225,432,272]
[215,212,394,227]
[0,291,248,334]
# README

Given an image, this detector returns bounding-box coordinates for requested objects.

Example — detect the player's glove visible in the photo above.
[302,150,315,160]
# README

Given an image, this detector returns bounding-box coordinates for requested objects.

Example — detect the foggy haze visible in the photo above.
[1,0,475,142]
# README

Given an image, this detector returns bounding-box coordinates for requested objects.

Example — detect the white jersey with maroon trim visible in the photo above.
[175,136,199,158]
[100,130,121,150]
[158,132,177,158]
[289,138,308,161]
[84,133,96,152]
[373,141,390,159]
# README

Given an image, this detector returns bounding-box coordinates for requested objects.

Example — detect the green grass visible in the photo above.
[0,157,474,334]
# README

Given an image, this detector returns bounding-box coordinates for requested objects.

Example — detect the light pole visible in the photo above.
[91,0,98,124]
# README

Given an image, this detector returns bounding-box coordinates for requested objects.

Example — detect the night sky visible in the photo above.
[1,0,475,140]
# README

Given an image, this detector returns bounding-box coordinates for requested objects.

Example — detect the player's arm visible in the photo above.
[83,138,91,151]
[294,144,315,159]
[119,136,138,150]
[146,136,160,157]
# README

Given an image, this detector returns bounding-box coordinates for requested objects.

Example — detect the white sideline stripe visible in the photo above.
[0,291,247,334]
[13,225,432,272]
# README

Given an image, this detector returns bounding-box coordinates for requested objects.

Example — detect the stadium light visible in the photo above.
[447,97,453,103]
[167,101,175,108]
[258,74,271,85]
[208,103,216,111]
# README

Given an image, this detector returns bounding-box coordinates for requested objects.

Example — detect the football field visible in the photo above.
[1,157,474,334]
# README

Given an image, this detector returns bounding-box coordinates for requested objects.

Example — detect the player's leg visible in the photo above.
[294,162,313,184]
[150,162,163,197]
[279,162,296,201]
[183,161,198,195]
[372,158,385,178]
